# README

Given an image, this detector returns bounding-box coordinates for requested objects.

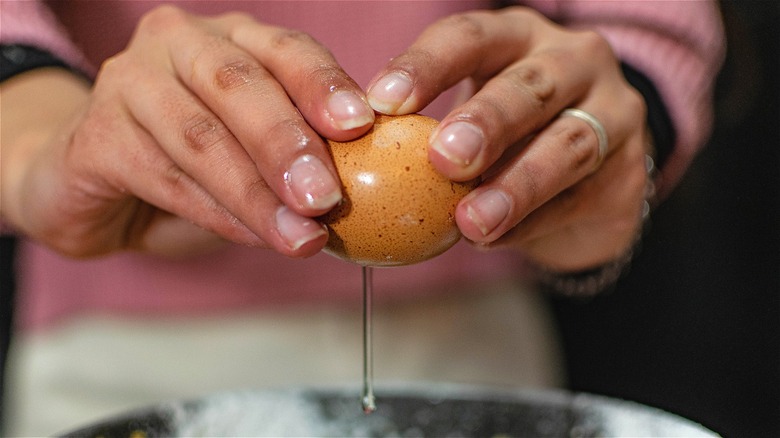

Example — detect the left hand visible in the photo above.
[366,7,650,272]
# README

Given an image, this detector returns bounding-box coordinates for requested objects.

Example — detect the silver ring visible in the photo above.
[561,108,608,171]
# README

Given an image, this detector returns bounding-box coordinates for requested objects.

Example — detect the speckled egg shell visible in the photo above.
[321,114,478,267]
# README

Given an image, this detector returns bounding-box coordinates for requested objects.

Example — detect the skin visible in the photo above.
[1,5,648,271]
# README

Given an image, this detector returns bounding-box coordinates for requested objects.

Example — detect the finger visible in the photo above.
[78,87,262,249]
[428,38,614,181]
[366,8,535,115]
[136,7,344,217]
[492,138,648,271]
[121,121,329,258]
[366,8,621,181]
[427,51,591,181]
[110,58,328,257]
[453,111,627,244]
[429,28,622,181]
[224,16,375,140]
[509,129,649,246]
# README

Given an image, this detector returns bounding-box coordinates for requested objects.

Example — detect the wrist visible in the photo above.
[1,67,90,234]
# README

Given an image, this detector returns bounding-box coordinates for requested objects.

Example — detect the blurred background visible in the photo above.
[2,1,778,436]
[550,1,780,436]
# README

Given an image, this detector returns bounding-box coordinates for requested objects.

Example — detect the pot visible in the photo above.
[60,384,717,437]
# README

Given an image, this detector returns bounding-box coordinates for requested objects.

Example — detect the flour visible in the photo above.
[60,386,720,437]
[169,390,401,437]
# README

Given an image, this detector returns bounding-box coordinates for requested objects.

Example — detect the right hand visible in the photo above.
[0,5,375,258]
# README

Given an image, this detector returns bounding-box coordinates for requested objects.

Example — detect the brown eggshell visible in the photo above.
[320,114,478,267]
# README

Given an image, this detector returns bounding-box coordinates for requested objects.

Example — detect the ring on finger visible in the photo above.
[561,108,608,172]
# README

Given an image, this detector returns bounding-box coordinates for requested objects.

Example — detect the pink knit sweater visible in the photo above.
[1,1,725,331]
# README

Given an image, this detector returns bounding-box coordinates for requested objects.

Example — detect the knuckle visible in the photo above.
[503,5,544,22]
[161,162,191,195]
[477,95,511,127]
[519,161,545,207]
[217,10,254,25]
[182,114,234,154]
[239,177,271,208]
[302,63,347,87]
[502,64,556,111]
[436,12,487,41]
[454,97,531,161]
[97,54,122,76]
[158,164,211,220]
[213,57,265,91]
[188,34,271,92]
[562,123,598,171]
[95,54,128,87]
[139,4,189,33]
[394,47,433,75]
[266,116,308,147]
[577,30,614,61]
[96,48,140,83]
[269,28,318,50]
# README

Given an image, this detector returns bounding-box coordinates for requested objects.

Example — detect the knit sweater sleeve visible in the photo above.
[0,0,92,74]
[521,0,726,198]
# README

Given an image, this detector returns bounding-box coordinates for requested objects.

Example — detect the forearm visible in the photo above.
[0,67,90,233]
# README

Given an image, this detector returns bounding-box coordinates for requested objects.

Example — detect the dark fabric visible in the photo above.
[0,237,17,432]
[621,62,676,170]
[1,44,69,82]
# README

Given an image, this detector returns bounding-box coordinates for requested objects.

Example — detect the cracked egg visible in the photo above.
[320,114,478,266]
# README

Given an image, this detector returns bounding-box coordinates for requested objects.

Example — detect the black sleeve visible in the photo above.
[1,44,72,82]
[621,62,676,171]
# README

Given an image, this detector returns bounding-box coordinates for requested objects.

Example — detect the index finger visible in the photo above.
[366,8,602,180]
[160,8,371,217]
[224,14,375,140]
[366,8,535,116]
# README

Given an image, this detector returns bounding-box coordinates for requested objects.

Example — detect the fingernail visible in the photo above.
[431,121,483,167]
[327,90,374,130]
[275,206,328,251]
[287,154,342,210]
[368,71,413,114]
[465,189,511,236]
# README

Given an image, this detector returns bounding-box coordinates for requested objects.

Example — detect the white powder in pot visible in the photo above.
[171,391,334,437]
[168,390,401,437]
[571,394,720,437]
[154,387,718,438]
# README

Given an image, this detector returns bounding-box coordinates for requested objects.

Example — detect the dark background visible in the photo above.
[2,1,779,435]
[551,1,780,436]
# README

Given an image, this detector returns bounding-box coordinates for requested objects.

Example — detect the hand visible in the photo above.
[1,5,375,258]
[366,7,650,272]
